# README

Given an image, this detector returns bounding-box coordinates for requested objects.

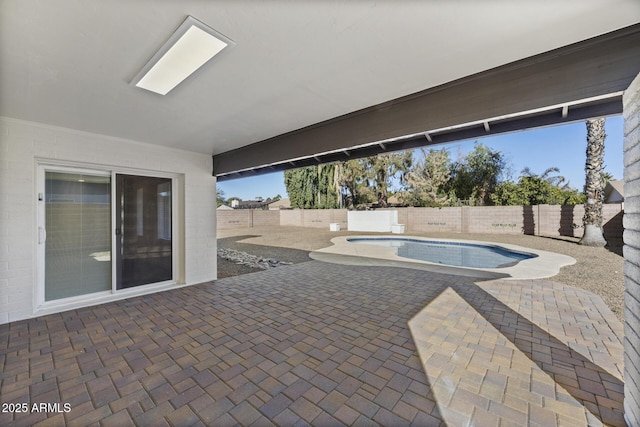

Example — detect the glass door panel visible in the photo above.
[44,172,111,301]
[116,175,172,289]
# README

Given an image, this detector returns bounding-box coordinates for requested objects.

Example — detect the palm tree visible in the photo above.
[540,167,569,189]
[579,118,607,247]
[601,171,614,188]
[520,166,570,189]
[333,163,344,208]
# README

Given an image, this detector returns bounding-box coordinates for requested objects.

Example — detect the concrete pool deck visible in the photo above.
[311,235,577,280]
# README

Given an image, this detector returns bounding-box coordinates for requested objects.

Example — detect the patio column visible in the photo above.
[623,71,640,426]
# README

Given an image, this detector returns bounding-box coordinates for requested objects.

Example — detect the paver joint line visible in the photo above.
[0,260,625,426]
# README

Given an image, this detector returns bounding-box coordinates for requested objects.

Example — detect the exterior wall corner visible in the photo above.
[623,71,640,426]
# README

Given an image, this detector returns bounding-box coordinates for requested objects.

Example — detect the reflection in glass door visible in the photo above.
[115,175,172,289]
[44,172,112,301]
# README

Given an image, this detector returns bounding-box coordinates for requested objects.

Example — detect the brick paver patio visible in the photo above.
[0,262,625,426]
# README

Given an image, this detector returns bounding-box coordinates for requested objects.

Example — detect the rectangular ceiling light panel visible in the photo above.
[132,16,234,95]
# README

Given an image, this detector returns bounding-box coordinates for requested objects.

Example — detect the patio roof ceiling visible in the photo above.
[1,1,639,177]
[214,24,640,180]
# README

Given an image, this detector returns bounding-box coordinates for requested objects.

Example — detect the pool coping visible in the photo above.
[310,235,576,279]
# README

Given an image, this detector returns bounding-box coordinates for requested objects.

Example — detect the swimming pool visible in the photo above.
[347,237,536,268]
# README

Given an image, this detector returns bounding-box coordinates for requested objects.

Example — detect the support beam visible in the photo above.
[214,24,640,178]
[483,121,491,132]
[216,96,622,181]
[562,105,569,118]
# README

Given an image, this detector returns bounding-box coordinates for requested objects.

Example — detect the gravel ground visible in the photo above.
[217,226,625,321]
[216,235,311,278]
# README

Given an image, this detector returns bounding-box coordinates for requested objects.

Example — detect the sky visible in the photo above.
[217,116,624,201]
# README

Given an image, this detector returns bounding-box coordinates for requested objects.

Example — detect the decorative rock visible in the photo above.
[217,248,292,270]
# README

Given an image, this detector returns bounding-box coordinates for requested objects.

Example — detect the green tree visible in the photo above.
[492,167,585,206]
[580,118,607,247]
[492,175,585,206]
[284,166,318,208]
[402,148,452,207]
[317,164,340,209]
[550,186,586,205]
[216,189,225,207]
[284,164,341,209]
[338,158,374,208]
[491,181,525,206]
[365,152,412,207]
[446,143,506,205]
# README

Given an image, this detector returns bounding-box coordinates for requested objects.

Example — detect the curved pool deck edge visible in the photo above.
[310,235,576,280]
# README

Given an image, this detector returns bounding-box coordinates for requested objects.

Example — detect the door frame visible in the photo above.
[35,160,181,312]
[114,173,176,290]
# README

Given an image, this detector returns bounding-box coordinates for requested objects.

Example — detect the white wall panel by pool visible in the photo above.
[347,210,398,232]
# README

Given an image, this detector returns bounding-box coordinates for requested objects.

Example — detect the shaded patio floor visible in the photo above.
[0,262,625,426]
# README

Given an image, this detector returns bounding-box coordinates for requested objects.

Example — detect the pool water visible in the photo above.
[347,238,536,268]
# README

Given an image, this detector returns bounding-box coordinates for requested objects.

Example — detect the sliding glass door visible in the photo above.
[115,174,172,289]
[40,166,174,303]
[44,171,112,301]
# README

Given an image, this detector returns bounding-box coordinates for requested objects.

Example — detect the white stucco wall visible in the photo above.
[347,210,398,232]
[0,117,217,324]
[623,72,640,427]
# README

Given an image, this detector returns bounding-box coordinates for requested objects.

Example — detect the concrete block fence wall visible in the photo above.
[216,204,624,240]
[397,207,462,233]
[537,204,624,239]
[623,72,640,427]
[253,210,281,228]
[280,209,347,229]
[216,209,280,229]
